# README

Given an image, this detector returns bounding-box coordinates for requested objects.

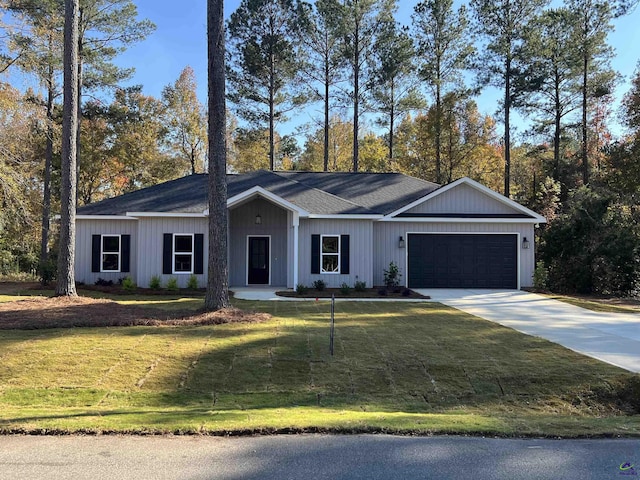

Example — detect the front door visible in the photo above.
[248,236,270,285]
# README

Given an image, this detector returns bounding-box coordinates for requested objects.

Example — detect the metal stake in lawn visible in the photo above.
[329,294,335,356]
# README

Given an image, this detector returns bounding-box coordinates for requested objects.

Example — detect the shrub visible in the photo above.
[312,279,326,291]
[378,288,388,296]
[402,288,411,297]
[38,258,57,286]
[166,277,179,291]
[340,282,351,295]
[122,276,136,291]
[149,275,162,290]
[95,278,113,287]
[383,261,402,289]
[296,283,308,294]
[532,261,548,290]
[354,280,366,292]
[187,274,199,290]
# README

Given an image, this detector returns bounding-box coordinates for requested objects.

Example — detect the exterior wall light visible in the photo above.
[522,237,530,249]
[255,214,262,225]
[398,236,405,248]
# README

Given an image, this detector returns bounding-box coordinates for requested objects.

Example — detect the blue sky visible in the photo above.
[10,0,640,140]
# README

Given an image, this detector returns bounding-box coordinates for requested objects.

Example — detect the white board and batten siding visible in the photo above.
[136,217,209,288]
[298,218,374,289]
[404,182,517,215]
[75,219,138,285]
[373,222,536,288]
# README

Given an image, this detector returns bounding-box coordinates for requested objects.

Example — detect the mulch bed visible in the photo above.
[0,296,269,330]
[277,288,429,299]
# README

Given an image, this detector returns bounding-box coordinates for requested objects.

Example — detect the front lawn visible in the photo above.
[0,293,638,437]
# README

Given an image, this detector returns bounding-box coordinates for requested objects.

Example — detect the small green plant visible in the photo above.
[383,261,402,289]
[354,280,366,292]
[296,283,308,294]
[340,282,351,295]
[166,277,179,291]
[533,261,549,290]
[312,279,326,291]
[149,275,162,290]
[187,274,199,290]
[121,276,136,291]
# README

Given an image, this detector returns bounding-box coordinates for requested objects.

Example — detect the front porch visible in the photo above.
[228,190,303,288]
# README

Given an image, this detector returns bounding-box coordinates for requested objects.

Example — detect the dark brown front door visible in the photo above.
[248,237,269,285]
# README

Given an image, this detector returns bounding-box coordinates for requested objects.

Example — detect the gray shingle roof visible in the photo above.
[77,170,440,216]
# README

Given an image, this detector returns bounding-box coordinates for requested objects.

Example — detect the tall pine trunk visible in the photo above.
[205,0,230,311]
[324,50,330,172]
[40,43,54,284]
[503,56,511,197]
[581,52,589,185]
[56,0,79,297]
[352,2,360,173]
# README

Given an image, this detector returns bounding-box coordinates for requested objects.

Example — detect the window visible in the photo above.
[321,235,340,274]
[173,234,194,274]
[101,235,121,272]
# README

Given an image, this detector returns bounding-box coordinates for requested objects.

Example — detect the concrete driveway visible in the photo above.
[416,289,640,373]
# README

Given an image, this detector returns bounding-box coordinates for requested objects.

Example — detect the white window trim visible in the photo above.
[320,234,340,275]
[100,234,121,273]
[172,233,194,275]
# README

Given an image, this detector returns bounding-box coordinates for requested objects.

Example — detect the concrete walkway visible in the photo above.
[416,289,640,373]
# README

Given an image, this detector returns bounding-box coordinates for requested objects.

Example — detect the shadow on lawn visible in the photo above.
[0,299,637,421]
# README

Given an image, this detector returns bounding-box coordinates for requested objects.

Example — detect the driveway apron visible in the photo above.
[416,289,640,373]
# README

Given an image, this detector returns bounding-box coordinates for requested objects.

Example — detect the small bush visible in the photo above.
[296,283,308,294]
[95,278,113,287]
[402,288,411,297]
[166,277,179,291]
[149,275,162,290]
[187,274,199,290]
[312,279,326,291]
[354,280,366,292]
[340,282,351,295]
[532,261,548,290]
[38,258,57,286]
[383,261,402,289]
[122,276,136,291]
[378,288,388,296]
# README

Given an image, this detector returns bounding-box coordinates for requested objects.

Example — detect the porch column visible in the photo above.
[292,212,299,287]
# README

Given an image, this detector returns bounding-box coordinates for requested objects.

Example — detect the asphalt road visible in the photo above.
[0,434,639,480]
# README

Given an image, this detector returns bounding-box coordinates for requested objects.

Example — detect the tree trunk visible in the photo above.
[581,52,589,186]
[324,50,330,172]
[205,0,230,311]
[435,79,442,184]
[389,79,394,168]
[352,2,360,173]
[40,43,54,284]
[75,8,84,197]
[504,56,511,198]
[553,68,561,182]
[56,0,79,297]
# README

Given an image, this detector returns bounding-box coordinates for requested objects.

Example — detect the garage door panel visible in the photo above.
[408,234,517,289]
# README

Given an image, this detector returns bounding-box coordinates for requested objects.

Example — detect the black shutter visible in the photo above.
[194,234,204,275]
[311,234,320,274]
[91,235,101,272]
[340,235,350,274]
[121,235,131,273]
[163,233,173,274]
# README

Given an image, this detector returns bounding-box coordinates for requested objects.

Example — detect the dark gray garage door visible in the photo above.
[407,234,518,289]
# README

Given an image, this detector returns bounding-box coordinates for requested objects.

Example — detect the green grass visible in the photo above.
[547,294,640,314]
[0,295,639,437]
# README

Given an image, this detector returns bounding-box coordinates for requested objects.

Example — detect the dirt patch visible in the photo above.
[0,296,269,330]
